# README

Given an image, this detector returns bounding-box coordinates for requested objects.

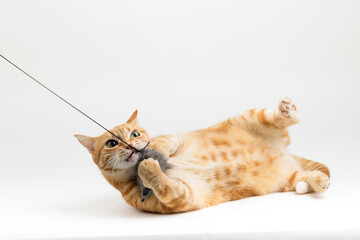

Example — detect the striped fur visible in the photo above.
[75,98,330,213]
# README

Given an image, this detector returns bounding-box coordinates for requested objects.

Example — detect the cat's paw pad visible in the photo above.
[279,97,298,119]
[309,172,330,193]
[279,97,293,115]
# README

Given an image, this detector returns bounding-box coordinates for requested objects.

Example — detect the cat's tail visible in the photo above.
[292,155,330,178]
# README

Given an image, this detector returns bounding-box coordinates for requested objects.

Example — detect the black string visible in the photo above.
[0,54,149,152]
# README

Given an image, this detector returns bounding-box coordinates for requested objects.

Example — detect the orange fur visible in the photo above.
[75,98,330,213]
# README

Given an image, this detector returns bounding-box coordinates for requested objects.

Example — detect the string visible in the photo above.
[0,54,150,152]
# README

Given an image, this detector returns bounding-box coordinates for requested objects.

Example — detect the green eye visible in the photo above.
[130,130,140,138]
[106,140,118,148]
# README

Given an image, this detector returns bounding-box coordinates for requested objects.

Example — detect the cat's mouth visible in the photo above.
[125,151,135,161]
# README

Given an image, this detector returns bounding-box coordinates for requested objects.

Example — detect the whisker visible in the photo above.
[111,157,120,183]
[104,159,114,170]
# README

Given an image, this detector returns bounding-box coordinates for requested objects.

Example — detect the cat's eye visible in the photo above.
[106,140,118,148]
[130,130,140,138]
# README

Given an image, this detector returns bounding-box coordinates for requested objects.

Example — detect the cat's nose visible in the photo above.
[124,144,134,151]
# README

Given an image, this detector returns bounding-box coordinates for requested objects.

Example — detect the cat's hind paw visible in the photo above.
[296,171,330,194]
[308,172,330,193]
[279,97,300,122]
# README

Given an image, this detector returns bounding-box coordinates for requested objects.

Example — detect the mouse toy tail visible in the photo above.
[141,188,152,202]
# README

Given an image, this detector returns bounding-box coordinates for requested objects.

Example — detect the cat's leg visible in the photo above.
[288,155,330,194]
[230,97,300,135]
[138,158,196,213]
[289,170,330,194]
[292,155,330,177]
[149,135,181,158]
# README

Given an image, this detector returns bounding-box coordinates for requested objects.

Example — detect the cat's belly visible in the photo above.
[165,146,301,206]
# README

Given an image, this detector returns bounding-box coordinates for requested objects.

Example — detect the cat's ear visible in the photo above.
[74,134,96,154]
[126,110,138,124]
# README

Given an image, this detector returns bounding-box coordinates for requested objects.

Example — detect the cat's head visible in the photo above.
[74,110,150,173]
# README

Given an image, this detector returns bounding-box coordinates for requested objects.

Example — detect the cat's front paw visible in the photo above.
[279,97,299,122]
[138,158,162,187]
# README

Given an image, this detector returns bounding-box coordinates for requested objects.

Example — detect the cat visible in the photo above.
[75,97,330,213]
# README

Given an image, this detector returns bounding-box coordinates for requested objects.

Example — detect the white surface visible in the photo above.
[1,0,360,239]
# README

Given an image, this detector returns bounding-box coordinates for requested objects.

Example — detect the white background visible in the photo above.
[1,0,359,239]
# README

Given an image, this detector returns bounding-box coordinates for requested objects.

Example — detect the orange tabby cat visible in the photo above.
[75,98,330,213]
